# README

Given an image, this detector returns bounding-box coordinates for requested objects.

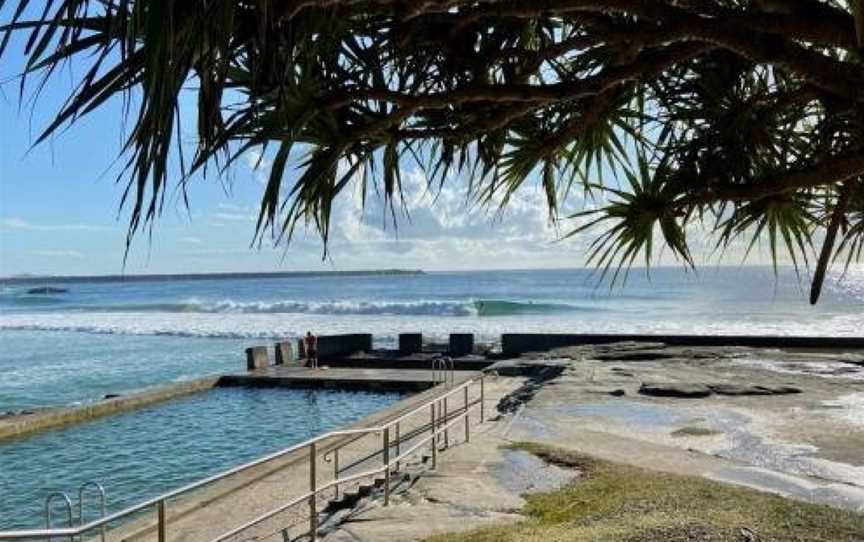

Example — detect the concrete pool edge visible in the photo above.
[0,366,469,442]
[0,376,221,441]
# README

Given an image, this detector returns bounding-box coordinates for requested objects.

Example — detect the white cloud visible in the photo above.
[327,168,573,246]
[207,203,257,226]
[0,217,109,232]
[211,211,256,223]
[293,166,596,270]
[178,236,203,244]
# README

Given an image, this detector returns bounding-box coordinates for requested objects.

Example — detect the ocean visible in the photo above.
[1,266,862,410]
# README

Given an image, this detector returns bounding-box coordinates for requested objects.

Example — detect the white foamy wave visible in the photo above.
[0,312,471,345]
[183,298,479,316]
[1,310,862,344]
[31,298,591,317]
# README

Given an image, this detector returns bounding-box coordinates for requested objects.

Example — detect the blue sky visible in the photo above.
[0,5,777,278]
[0,8,599,278]
[0,72,592,277]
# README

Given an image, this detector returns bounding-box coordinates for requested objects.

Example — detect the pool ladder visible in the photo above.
[431,356,455,387]
[44,481,106,542]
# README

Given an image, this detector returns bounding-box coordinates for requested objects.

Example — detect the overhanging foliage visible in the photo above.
[2,0,863,302]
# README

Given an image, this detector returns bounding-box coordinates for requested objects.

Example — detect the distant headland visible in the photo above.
[0,269,424,286]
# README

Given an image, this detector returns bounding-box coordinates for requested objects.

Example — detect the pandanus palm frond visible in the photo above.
[2,0,864,302]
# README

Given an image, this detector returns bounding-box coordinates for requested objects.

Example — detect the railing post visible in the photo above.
[480,376,485,423]
[430,404,437,469]
[383,427,391,506]
[436,400,443,449]
[464,386,470,443]
[156,500,166,542]
[395,421,401,472]
[443,397,449,448]
[309,442,318,541]
[334,449,340,499]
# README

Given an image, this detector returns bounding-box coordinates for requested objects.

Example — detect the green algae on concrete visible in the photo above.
[424,442,864,542]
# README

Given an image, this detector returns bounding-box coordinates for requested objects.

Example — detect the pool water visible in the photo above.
[0,387,404,530]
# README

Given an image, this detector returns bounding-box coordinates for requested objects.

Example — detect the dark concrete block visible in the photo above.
[245,346,269,371]
[399,333,423,354]
[449,333,474,356]
[317,334,373,360]
[274,341,296,365]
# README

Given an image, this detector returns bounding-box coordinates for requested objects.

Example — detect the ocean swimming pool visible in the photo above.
[0,386,404,530]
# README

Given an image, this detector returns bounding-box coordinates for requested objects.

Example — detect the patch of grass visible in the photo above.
[423,442,864,542]
[671,426,721,437]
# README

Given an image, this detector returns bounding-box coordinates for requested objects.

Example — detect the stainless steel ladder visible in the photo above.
[44,481,106,542]
[431,356,455,386]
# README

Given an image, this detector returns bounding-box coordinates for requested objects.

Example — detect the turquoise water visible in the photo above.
[0,330,248,411]
[0,387,403,530]
[1,267,861,411]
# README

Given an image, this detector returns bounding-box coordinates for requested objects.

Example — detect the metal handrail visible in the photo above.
[324,359,460,495]
[326,397,481,490]
[211,395,479,542]
[0,375,485,541]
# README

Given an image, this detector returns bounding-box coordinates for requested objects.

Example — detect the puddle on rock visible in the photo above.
[708,466,864,513]
[558,401,690,429]
[730,358,864,381]
[508,410,557,440]
[494,450,578,495]
[542,400,864,493]
[820,393,864,428]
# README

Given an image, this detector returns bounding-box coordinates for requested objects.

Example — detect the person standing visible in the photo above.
[304,331,318,369]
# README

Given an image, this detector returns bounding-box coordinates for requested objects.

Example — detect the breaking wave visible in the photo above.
[3,298,593,317]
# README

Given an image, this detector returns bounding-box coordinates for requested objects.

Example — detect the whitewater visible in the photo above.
[1,266,862,409]
[1,267,862,341]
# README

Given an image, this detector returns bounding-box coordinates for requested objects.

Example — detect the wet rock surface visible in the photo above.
[497,365,564,414]
[709,384,802,396]
[639,382,803,398]
[510,342,864,510]
[639,382,714,398]
[491,360,566,414]
[311,343,864,542]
